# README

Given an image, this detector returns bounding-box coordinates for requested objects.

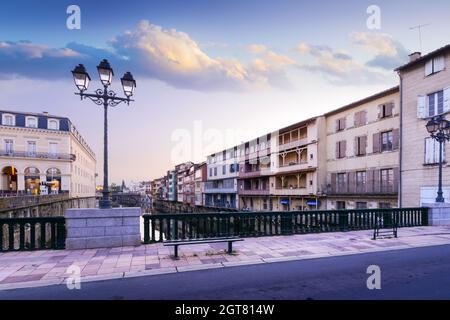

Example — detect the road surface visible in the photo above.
[1,244,450,300]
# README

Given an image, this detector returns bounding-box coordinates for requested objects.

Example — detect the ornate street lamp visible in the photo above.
[71,60,136,209]
[425,115,450,203]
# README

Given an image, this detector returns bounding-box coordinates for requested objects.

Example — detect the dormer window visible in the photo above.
[2,114,15,126]
[48,119,59,130]
[26,116,38,128]
[425,55,445,76]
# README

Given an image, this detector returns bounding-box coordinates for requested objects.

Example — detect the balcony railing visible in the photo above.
[143,207,428,243]
[272,187,310,196]
[238,188,270,196]
[277,137,308,152]
[324,183,397,196]
[0,150,76,161]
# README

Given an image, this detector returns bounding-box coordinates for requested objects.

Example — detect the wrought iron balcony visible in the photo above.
[0,150,76,161]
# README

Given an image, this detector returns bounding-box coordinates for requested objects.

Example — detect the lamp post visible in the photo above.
[426,115,450,203]
[71,60,136,209]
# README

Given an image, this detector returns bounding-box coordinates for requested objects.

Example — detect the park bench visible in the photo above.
[373,213,398,240]
[163,236,243,259]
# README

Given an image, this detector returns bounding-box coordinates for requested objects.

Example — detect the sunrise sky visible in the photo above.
[1,0,450,183]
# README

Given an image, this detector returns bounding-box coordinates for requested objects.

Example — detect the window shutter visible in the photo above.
[373,133,380,153]
[335,119,340,132]
[444,87,450,113]
[342,140,347,158]
[425,60,433,76]
[377,105,383,119]
[434,56,445,72]
[386,103,394,117]
[354,136,359,156]
[341,117,346,130]
[425,138,434,164]
[330,173,337,193]
[393,168,399,193]
[366,170,374,193]
[417,95,427,118]
[373,169,380,193]
[348,172,356,193]
[361,136,367,155]
[336,142,340,159]
[392,129,400,150]
[361,110,367,125]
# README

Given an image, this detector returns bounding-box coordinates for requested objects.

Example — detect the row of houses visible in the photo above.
[151,45,450,211]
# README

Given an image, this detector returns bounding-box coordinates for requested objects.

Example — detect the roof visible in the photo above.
[0,109,69,120]
[323,86,399,117]
[395,44,450,72]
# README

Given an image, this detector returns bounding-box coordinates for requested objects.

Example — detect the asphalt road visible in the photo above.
[1,244,450,300]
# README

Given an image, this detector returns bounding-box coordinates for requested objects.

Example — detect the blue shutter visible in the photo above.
[60,119,70,131]
[38,117,47,129]
[16,114,25,127]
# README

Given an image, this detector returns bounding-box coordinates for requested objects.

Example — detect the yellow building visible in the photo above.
[324,87,400,209]
[0,110,96,197]
[397,47,450,206]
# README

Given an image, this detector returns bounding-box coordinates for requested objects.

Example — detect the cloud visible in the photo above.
[296,42,389,86]
[0,21,294,91]
[350,32,409,70]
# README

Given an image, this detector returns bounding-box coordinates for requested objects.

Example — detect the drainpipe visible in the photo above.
[398,73,403,208]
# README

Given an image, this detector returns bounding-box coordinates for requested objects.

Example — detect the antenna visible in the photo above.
[410,23,431,52]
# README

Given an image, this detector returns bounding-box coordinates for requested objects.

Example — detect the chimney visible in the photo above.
[409,52,422,62]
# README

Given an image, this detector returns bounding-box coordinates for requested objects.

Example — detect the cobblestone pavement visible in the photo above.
[1,226,450,290]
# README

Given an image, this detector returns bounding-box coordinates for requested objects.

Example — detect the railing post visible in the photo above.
[19,222,25,250]
[422,207,429,226]
[8,223,14,250]
[143,215,150,244]
[56,220,65,249]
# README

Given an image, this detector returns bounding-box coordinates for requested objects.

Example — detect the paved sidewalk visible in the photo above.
[1,226,450,291]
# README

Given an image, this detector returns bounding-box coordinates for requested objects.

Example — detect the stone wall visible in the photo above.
[65,208,141,250]
[424,203,450,226]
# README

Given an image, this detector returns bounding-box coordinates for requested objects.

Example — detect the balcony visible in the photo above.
[238,188,270,196]
[0,150,76,161]
[324,184,397,196]
[277,137,308,153]
[204,179,235,194]
[275,161,312,174]
[271,187,311,196]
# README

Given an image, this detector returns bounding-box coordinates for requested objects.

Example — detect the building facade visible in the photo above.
[194,162,207,206]
[324,87,400,209]
[397,48,450,206]
[0,110,96,197]
[205,147,239,208]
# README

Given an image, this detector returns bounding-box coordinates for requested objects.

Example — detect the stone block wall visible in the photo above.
[65,208,141,250]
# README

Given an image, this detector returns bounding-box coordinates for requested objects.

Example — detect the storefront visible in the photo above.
[24,167,40,195]
[46,168,61,194]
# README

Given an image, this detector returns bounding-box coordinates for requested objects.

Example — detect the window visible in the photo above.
[425,55,445,76]
[48,119,59,130]
[4,139,13,154]
[356,171,366,191]
[380,169,394,193]
[26,117,37,128]
[381,131,393,152]
[428,91,444,117]
[209,168,212,177]
[336,201,346,210]
[356,202,367,209]
[336,140,346,159]
[379,202,391,209]
[229,164,235,173]
[355,136,367,156]
[337,173,347,192]
[27,141,36,156]
[425,137,445,164]
[336,118,346,132]
[214,167,217,176]
[379,103,394,118]
[222,165,226,175]
[2,114,15,126]
[49,143,57,158]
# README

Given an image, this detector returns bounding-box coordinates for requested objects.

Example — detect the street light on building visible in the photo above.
[71,59,136,209]
[426,115,450,203]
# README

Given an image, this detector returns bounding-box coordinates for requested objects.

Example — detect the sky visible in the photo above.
[1,0,450,184]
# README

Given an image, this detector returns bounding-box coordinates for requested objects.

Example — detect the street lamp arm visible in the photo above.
[75,90,134,107]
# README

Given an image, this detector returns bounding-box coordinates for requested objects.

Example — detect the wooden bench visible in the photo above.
[163,237,243,259]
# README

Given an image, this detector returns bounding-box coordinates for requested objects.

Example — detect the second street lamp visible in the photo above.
[71,59,136,209]
[425,115,450,203]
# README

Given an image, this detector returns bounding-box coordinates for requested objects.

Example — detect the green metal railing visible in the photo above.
[142,208,428,243]
[0,217,66,252]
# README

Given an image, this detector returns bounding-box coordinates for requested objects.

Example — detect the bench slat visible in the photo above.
[163,237,243,246]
